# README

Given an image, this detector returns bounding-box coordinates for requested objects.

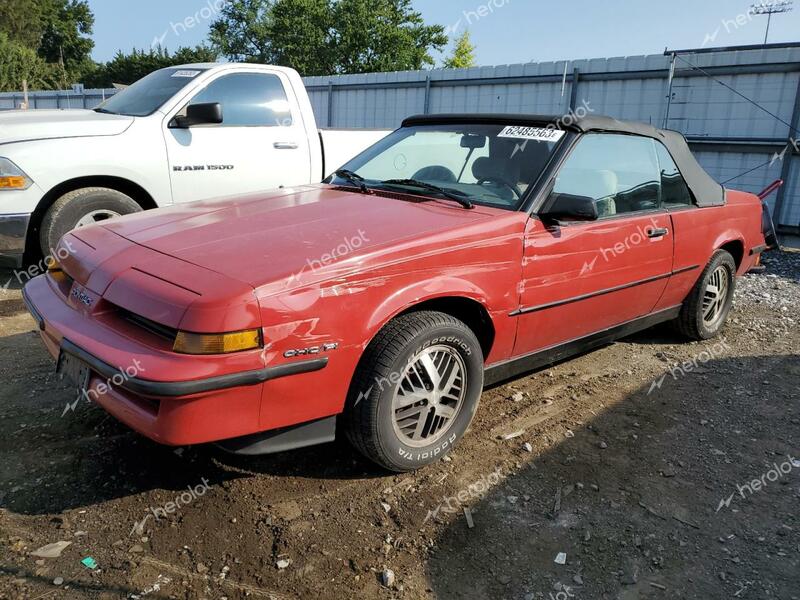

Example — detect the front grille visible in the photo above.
[117,307,178,343]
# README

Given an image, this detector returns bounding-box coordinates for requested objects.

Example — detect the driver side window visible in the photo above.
[553,133,661,218]
[187,72,293,127]
[356,131,489,183]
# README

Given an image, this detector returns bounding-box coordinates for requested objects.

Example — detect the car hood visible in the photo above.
[0,109,134,145]
[101,185,500,289]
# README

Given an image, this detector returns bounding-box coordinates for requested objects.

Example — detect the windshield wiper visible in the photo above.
[335,169,372,194]
[93,107,117,115]
[380,179,473,209]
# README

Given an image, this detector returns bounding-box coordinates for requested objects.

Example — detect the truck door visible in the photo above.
[163,69,313,204]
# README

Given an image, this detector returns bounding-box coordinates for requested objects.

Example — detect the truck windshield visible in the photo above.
[329,124,566,210]
[94,67,209,117]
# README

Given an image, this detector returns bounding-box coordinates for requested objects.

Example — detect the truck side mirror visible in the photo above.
[539,192,599,224]
[170,103,223,128]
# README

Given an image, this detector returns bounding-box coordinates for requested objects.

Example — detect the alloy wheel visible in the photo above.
[391,345,467,447]
[702,265,730,327]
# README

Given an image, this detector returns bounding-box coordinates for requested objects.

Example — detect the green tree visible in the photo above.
[443,31,477,69]
[38,0,95,80]
[83,46,218,88]
[262,0,335,75]
[209,0,448,76]
[0,32,58,93]
[0,0,95,89]
[0,0,45,48]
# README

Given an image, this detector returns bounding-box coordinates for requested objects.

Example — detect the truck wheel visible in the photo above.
[343,311,484,472]
[675,250,737,340]
[39,187,142,255]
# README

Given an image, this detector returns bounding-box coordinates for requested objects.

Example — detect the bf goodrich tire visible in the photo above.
[343,311,484,472]
[39,187,142,255]
[676,249,737,341]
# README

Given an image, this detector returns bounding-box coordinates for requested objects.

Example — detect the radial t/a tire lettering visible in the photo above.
[343,311,484,472]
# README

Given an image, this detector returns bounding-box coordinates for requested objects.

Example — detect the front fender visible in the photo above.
[366,276,492,335]
[6,122,171,210]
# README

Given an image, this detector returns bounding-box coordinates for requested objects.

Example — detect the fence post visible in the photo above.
[663,52,677,128]
[568,68,580,112]
[326,82,334,128]
[424,74,432,114]
[773,72,800,228]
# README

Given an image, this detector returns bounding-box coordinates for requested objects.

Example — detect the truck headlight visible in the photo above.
[0,158,33,190]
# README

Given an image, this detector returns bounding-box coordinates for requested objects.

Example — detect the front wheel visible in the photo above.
[343,311,484,472]
[676,249,737,340]
[39,187,142,256]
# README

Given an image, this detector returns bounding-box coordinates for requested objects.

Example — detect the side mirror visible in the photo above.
[540,193,599,223]
[170,102,223,128]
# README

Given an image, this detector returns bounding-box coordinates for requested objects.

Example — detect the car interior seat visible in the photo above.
[472,156,522,201]
[412,165,458,183]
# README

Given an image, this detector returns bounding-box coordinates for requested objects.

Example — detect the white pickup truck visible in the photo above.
[0,63,388,266]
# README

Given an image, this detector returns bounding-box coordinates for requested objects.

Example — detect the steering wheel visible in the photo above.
[477,176,523,199]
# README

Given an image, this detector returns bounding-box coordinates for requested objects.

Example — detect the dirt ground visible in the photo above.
[0,250,797,600]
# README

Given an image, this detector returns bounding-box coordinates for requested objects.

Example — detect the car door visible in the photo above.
[513,133,675,357]
[164,70,313,204]
[651,140,710,311]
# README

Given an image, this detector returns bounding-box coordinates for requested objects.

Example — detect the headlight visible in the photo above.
[173,329,262,354]
[0,158,33,190]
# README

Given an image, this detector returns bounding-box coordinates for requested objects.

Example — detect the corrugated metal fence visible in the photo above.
[0,88,111,110]
[303,44,800,231]
[2,44,799,229]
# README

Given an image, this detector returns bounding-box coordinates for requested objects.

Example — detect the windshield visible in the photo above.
[95,67,209,117]
[328,123,566,210]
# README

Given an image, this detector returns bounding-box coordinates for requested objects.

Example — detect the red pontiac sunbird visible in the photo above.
[24,114,772,472]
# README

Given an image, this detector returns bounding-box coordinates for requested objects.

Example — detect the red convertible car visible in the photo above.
[23,114,769,471]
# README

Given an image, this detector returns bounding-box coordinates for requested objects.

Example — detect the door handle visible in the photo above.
[274,141,299,150]
[647,227,669,238]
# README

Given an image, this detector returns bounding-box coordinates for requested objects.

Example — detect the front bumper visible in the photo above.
[0,213,30,268]
[22,275,328,446]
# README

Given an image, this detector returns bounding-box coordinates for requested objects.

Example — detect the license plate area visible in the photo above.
[56,348,92,399]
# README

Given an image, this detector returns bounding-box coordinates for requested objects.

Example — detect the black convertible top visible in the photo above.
[402,113,726,207]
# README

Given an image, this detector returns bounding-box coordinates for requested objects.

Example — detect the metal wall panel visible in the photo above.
[782,156,800,227]
[695,151,785,214]
[666,72,800,138]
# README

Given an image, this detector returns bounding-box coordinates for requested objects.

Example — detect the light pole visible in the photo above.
[751,1,794,45]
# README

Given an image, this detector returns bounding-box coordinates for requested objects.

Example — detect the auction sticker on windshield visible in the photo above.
[171,70,202,78]
[498,126,565,143]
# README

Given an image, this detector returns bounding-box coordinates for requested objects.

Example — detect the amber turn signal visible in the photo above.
[173,329,262,354]
[0,176,28,189]
[47,257,62,273]
[0,158,33,190]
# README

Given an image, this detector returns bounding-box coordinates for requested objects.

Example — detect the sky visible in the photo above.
[86,0,800,66]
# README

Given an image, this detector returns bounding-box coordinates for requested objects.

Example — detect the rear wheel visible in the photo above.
[343,311,484,472]
[676,250,736,340]
[39,187,142,255]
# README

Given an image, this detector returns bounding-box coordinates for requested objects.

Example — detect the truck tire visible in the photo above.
[343,311,484,472]
[39,187,142,256]
[675,249,737,340]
